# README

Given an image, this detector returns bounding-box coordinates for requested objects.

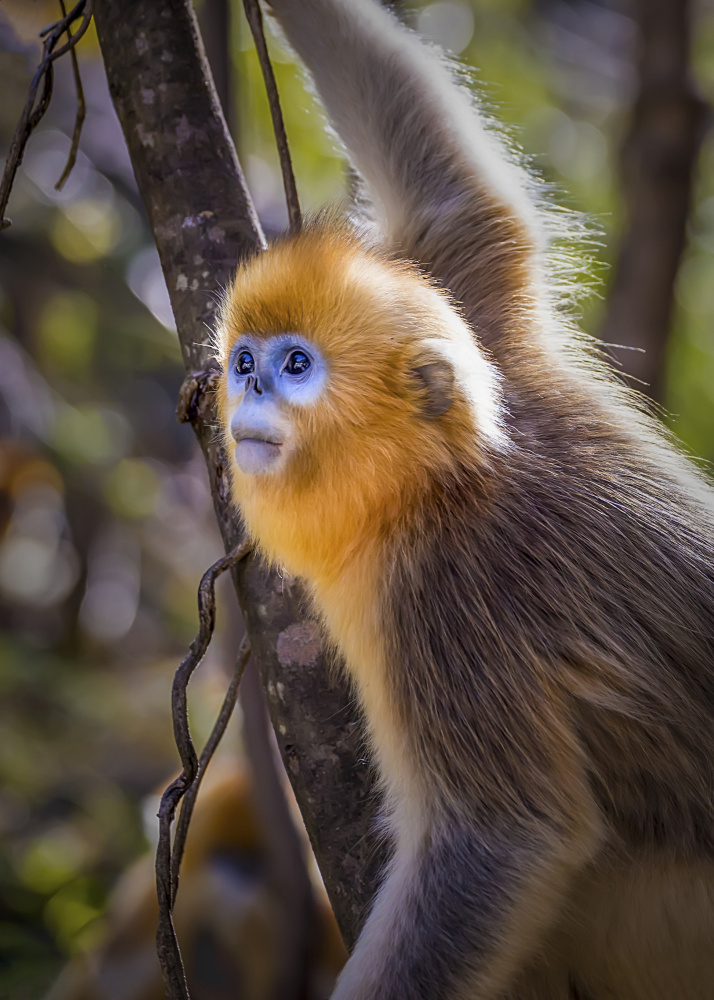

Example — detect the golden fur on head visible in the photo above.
[216,222,503,585]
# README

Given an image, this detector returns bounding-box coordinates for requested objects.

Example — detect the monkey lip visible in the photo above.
[234,436,283,474]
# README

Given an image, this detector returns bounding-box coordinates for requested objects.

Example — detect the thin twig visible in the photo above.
[41,1,94,58]
[55,0,88,191]
[155,780,190,1000]
[171,634,252,903]
[242,0,302,233]
[0,0,93,229]
[155,541,252,1000]
[170,544,250,782]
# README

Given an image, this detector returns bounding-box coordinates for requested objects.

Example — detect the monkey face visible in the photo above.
[215,227,503,579]
[224,332,328,475]
[217,229,452,490]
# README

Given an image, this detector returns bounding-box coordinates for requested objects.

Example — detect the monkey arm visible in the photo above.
[330,812,593,1000]
[265,0,541,343]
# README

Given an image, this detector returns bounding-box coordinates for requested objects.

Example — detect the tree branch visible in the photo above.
[0,0,93,228]
[156,545,251,1000]
[243,0,302,232]
[94,0,383,951]
[55,0,88,191]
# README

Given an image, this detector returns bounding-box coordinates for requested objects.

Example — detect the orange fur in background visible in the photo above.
[47,765,346,1000]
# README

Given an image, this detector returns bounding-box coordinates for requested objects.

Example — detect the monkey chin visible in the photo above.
[233,438,284,475]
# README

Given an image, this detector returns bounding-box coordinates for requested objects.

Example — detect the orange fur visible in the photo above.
[217,226,499,587]
[217,226,504,814]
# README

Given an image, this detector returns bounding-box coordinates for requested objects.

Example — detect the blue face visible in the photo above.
[226,333,327,474]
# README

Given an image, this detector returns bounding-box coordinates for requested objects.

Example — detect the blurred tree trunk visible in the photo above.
[196,0,234,136]
[599,0,708,399]
[94,0,383,951]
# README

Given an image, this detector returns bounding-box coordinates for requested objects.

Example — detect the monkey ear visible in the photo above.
[409,356,455,419]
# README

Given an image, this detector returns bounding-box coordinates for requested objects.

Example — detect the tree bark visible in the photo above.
[599,0,708,399]
[94,0,383,949]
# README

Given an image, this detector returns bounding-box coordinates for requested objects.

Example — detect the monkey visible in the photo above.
[215,1,714,998]
[46,763,346,1000]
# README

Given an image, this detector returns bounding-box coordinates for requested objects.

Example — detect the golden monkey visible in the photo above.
[47,765,346,1000]
[216,1,714,997]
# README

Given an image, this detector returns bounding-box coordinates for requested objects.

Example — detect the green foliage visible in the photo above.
[36,292,98,380]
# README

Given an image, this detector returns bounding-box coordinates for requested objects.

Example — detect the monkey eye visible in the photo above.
[284,350,311,376]
[236,350,255,376]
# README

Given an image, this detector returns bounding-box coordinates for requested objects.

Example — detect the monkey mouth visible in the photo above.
[234,436,283,474]
[239,435,282,447]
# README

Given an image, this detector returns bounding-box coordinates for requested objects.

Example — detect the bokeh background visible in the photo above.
[0,0,713,997]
